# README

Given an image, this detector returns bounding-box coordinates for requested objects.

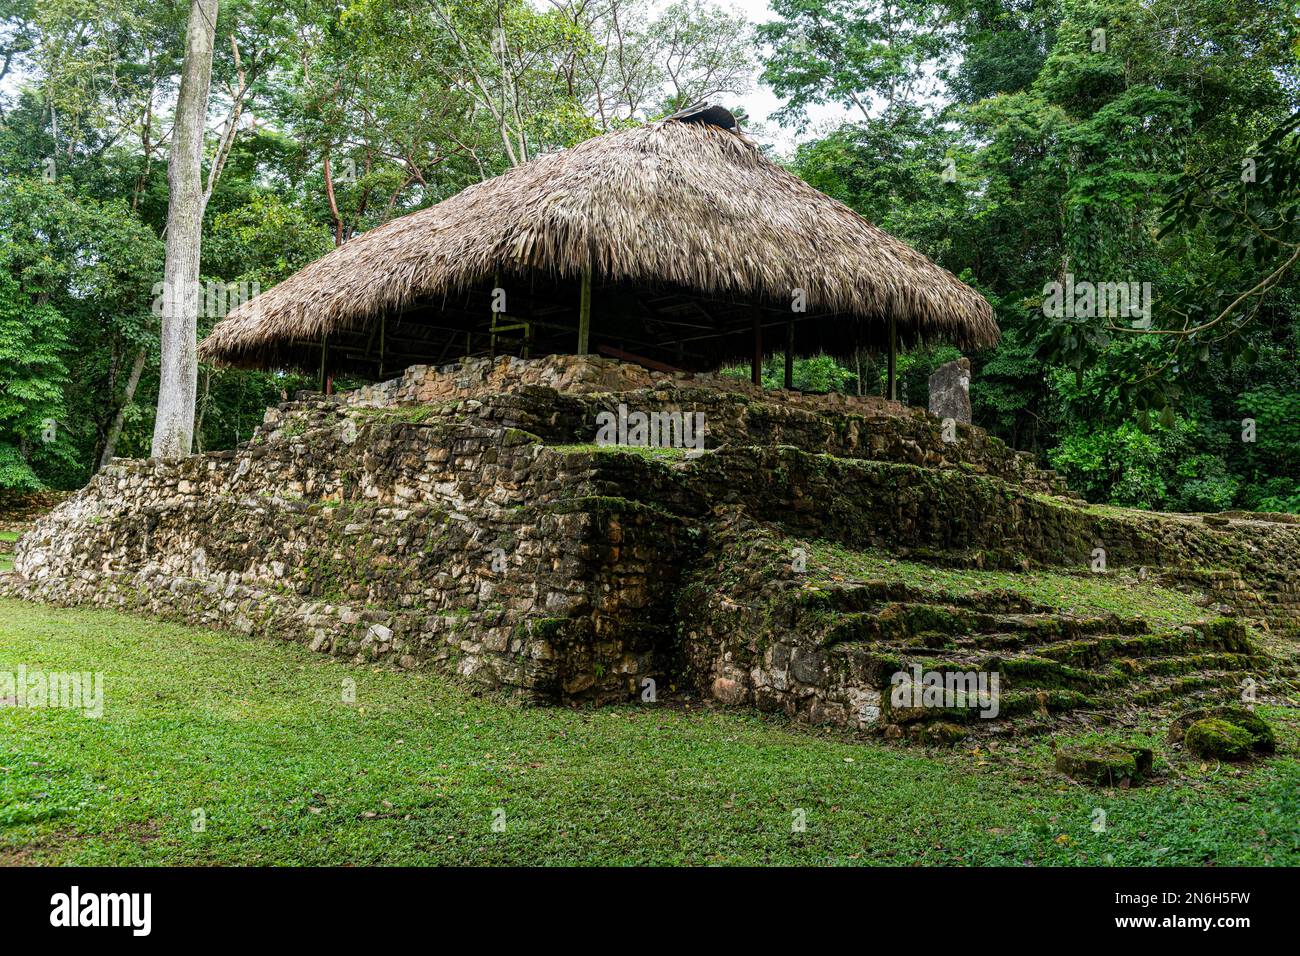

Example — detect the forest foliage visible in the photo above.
[0,0,1296,512]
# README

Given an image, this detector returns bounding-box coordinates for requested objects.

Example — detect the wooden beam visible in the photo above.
[784,319,794,389]
[751,309,762,385]
[489,270,500,359]
[577,265,592,355]
[672,314,799,347]
[597,344,685,373]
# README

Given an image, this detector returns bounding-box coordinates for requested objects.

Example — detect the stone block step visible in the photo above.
[819,604,1146,648]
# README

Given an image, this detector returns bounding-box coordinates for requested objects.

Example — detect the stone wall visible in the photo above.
[8,400,694,701]
[346,355,1081,497]
[5,356,1298,729]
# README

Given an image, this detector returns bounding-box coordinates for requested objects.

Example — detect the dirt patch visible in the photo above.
[0,819,163,866]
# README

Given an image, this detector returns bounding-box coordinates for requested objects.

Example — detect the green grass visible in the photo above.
[1,598,1297,866]
[351,404,450,424]
[0,531,16,573]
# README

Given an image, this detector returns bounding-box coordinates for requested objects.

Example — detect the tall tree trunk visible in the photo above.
[99,349,148,470]
[151,0,218,459]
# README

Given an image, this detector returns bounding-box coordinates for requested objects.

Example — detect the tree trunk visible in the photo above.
[151,0,218,459]
[99,349,148,470]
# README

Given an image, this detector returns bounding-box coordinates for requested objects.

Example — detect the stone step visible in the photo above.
[878,664,1252,730]
[1034,621,1252,666]
[819,604,1146,648]
[1127,671,1244,708]
[863,647,1259,696]
[787,580,1047,617]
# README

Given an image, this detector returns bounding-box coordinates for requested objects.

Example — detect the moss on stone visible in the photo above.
[1117,743,1155,776]
[1183,718,1255,761]
[1055,744,1142,785]
[520,617,568,643]
[545,496,674,520]
[917,721,967,745]
[501,427,544,445]
[354,404,443,424]
[549,443,692,461]
[1169,706,1275,754]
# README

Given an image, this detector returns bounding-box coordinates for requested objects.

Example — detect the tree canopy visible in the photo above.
[1,0,1296,513]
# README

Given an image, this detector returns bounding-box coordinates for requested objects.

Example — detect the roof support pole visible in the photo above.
[887,314,897,401]
[784,319,794,390]
[490,270,500,360]
[751,309,763,386]
[319,332,327,392]
[379,314,385,379]
[577,265,592,355]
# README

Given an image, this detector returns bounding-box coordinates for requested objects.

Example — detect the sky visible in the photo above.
[703,0,858,154]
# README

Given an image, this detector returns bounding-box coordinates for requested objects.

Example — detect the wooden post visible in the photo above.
[784,319,795,390]
[577,265,592,355]
[886,315,897,401]
[751,309,763,385]
[378,313,385,379]
[319,332,327,392]
[490,271,500,360]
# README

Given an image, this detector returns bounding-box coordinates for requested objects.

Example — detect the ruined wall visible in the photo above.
[5,356,1298,728]
[345,355,1082,498]
[7,400,694,701]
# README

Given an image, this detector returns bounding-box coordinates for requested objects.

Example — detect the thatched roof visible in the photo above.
[199,108,997,371]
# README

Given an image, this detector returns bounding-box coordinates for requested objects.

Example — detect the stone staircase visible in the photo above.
[678,524,1292,740]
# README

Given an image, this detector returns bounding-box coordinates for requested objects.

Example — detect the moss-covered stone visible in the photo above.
[917,721,967,745]
[1183,718,1255,761]
[7,354,1300,731]
[1055,744,1142,785]
[1116,743,1154,776]
[1221,710,1276,753]
[1169,706,1275,754]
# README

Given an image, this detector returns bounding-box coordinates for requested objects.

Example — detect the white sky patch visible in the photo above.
[715,0,857,154]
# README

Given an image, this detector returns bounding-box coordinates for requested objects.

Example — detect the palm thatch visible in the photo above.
[199,109,997,371]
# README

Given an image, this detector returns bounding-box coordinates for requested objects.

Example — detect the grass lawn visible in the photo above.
[0,531,17,574]
[1,597,1297,866]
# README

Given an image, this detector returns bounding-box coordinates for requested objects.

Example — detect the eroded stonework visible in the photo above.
[5,356,1298,735]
